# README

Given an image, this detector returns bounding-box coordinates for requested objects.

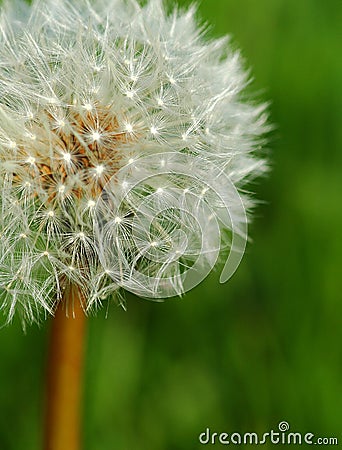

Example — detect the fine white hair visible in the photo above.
[0,0,268,327]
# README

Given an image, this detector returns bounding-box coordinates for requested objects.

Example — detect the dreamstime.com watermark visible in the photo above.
[198,421,339,446]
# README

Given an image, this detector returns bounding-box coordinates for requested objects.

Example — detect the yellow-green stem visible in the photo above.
[44,285,86,450]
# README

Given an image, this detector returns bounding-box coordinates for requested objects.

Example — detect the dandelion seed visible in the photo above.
[94,165,104,175]
[125,90,135,99]
[91,131,101,142]
[62,153,72,163]
[26,156,36,165]
[47,97,58,105]
[125,124,133,133]
[56,119,66,129]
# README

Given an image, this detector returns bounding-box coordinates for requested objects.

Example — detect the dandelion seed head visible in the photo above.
[0,0,269,326]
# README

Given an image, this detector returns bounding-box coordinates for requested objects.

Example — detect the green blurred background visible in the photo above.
[0,0,341,448]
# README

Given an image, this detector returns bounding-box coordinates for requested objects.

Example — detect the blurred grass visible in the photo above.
[0,0,341,448]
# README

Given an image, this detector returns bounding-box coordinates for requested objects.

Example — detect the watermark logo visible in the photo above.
[199,421,339,446]
[278,421,290,432]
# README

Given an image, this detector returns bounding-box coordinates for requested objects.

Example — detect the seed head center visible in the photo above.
[13,102,132,203]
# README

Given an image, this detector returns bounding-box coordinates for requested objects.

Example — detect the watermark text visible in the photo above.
[199,421,338,446]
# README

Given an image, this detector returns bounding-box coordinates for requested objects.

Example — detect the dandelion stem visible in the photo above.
[44,285,87,450]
